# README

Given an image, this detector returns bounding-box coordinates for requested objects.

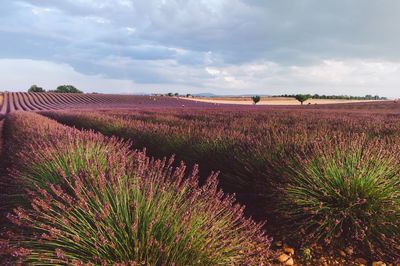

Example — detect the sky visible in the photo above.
[1,0,400,97]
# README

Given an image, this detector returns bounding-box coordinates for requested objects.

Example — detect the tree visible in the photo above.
[365,95,373,100]
[174,93,179,96]
[53,85,82,93]
[167,92,173,96]
[28,85,45,93]
[294,94,311,105]
[251,95,261,105]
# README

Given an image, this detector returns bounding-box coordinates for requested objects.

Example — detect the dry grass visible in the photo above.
[182,96,386,105]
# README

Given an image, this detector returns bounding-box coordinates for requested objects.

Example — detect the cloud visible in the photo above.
[1,56,400,98]
[0,0,400,97]
[0,59,135,93]
[202,59,400,98]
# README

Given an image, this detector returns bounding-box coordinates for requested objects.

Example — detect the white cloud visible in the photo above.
[1,1,400,97]
[200,60,400,97]
[31,7,53,15]
[84,16,110,24]
[290,60,400,90]
[0,59,135,94]
[125,27,136,35]
[205,67,221,76]
[1,58,399,98]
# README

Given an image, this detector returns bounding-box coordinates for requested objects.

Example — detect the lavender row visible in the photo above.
[41,107,400,261]
[0,92,224,116]
[0,111,271,264]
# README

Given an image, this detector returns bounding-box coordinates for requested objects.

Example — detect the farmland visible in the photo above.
[182,96,385,106]
[0,92,399,265]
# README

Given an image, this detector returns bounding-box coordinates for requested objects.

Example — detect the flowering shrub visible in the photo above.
[2,112,271,264]
[277,135,400,259]
[41,108,400,260]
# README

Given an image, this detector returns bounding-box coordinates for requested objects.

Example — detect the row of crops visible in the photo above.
[40,107,400,262]
[0,98,399,264]
[0,92,213,118]
[0,111,271,264]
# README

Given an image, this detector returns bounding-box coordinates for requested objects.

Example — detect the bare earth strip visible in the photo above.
[181,96,387,105]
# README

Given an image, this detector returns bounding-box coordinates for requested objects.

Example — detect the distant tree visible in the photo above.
[365,94,373,100]
[295,94,311,105]
[174,93,179,96]
[269,94,387,101]
[167,92,173,96]
[251,95,261,105]
[53,85,82,93]
[28,85,45,93]
[186,93,192,98]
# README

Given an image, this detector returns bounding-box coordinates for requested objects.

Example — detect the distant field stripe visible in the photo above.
[10,93,18,111]
[64,93,83,104]
[80,94,101,104]
[76,94,94,104]
[52,93,74,104]
[28,93,53,110]
[13,93,24,111]
[18,92,33,111]
[22,93,41,111]
[48,93,70,105]
[37,93,60,110]
[94,94,112,104]
[42,93,63,106]
[25,93,41,110]
[16,92,31,111]
[57,93,77,104]
[66,93,86,104]
[0,93,8,116]
[68,93,89,104]
[8,93,15,112]
[86,94,106,104]
[14,93,24,111]
[40,92,57,104]
[29,93,51,110]
[61,93,81,104]
[42,93,63,108]
[34,92,53,106]
[9,93,17,112]
[106,95,121,104]
[45,93,63,105]
[84,94,105,104]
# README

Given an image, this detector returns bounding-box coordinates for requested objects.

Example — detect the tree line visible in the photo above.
[28,85,82,93]
[251,94,388,105]
[274,94,387,100]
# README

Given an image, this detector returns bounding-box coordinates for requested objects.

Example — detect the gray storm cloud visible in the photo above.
[0,0,399,97]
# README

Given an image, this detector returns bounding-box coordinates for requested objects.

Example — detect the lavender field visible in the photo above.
[0,93,399,265]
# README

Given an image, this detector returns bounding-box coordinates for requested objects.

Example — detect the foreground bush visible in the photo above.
[2,112,271,265]
[277,135,400,260]
[41,109,400,260]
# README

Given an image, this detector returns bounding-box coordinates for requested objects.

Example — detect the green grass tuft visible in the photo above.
[278,135,400,259]
[4,112,271,265]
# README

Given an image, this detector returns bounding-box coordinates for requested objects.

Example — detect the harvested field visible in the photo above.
[182,96,387,105]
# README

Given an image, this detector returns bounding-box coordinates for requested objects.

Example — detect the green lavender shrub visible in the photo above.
[277,134,400,260]
[4,112,272,265]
